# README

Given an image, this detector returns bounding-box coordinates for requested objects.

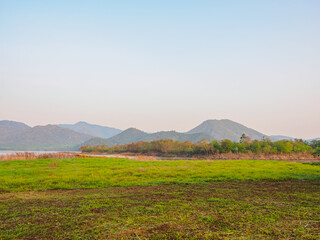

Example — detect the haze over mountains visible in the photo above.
[0,119,318,150]
[0,120,31,141]
[0,122,92,150]
[187,119,265,142]
[83,128,213,147]
[59,122,122,139]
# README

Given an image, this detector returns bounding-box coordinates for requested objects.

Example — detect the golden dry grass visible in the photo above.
[0,152,78,161]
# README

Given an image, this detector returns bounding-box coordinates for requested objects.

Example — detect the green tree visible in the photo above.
[220,139,233,153]
[210,140,221,153]
[250,141,262,154]
[314,147,320,156]
[273,140,293,153]
[240,133,251,143]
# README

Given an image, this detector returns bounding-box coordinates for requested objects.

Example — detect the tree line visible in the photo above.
[80,134,320,155]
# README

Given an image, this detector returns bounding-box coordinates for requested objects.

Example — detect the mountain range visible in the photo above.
[0,122,92,150]
[0,119,318,150]
[0,120,31,141]
[187,119,266,142]
[83,128,213,146]
[59,121,122,139]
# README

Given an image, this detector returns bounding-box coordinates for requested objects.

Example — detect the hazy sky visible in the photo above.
[1,0,319,139]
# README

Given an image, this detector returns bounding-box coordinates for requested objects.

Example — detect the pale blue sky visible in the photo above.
[1,0,319,138]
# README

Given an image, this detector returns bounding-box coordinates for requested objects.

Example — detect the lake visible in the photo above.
[0,150,79,156]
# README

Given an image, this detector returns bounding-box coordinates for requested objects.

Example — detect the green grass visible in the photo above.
[1,181,319,239]
[1,158,320,239]
[0,157,319,192]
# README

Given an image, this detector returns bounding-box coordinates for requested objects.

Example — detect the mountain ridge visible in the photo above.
[0,119,318,150]
[0,124,93,150]
[0,120,31,141]
[59,121,122,139]
[82,128,213,146]
[187,119,266,141]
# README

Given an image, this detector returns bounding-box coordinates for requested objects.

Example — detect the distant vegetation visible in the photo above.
[81,135,319,155]
[308,139,320,155]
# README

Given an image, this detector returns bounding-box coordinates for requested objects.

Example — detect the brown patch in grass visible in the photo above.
[1,180,319,239]
[134,155,160,161]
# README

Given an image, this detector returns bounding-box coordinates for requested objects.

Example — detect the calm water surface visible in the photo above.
[0,151,79,156]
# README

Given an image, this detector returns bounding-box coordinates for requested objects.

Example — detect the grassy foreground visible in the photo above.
[0,158,320,239]
[0,158,319,192]
[1,180,319,239]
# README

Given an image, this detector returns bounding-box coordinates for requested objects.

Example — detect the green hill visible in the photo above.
[59,121,122,139]
[83,128,213,146]
[187,119,266,142]
[0,120,31,141]
[0,125,93,150]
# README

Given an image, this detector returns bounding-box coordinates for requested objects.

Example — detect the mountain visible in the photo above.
[187,119,266,142]
[106,128,148,145]
[0,120,31,141]
[269,135,295,141]
[83,128,148,146]
[1,119,314,150]
[143,131,213,143]
[310,138,320,141]
[307,138,320,142]
[82,128,213,146]
[59,121,122,139]
[0,125,93,150]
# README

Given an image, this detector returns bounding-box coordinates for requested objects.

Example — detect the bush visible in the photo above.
[80,138,317,156]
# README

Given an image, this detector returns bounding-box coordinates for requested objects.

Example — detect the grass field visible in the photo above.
[0,158,320,239]
[0,158,319,192]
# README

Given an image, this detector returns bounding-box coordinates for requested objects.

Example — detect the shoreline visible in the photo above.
[82,151,320,163]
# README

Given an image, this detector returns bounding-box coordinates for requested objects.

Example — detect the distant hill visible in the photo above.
[1,119,315,150]
[83,128,148,146]
[268,136,320,142]
[0,120,31,141]
[187,119,266,142]
[59,121,122,139]
[143,131,213,143]
[82,128,213,146]
[269,135,295,141]
[307,138,320,142]
[0,125,93,150]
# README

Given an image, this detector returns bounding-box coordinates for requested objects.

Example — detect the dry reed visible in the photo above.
[0,152,79,161]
